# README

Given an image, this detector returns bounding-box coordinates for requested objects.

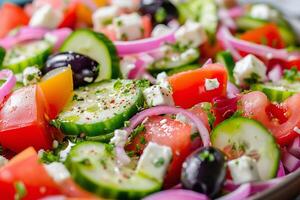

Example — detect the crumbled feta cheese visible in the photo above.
[59,141,75,162]
[151,24,172,38]
[110,129,129,147]
[44,162,70,183]
[176,113,197,133]
[136,142,172,183]
[15,73,23,82]
[22,66,42,86]
[250,4,279,21]
[111,0,138,12]
[44,32,58,44]
[233,54,267,86]
[205,78,220,91]
[29,4,63,29]
[0,156,8,168]
[92,6,119,30]
[156,72,171,91]
[293,126,300,134]
[120,57,136,78]
[180,48,198,61]
[228,156,261,184]
[143,85,174,107]
[175,20,207,48]
[113,13,143,41]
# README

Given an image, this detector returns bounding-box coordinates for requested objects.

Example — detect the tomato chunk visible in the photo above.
[168,64,228,108]
[0,85,54,152]
[0,147,61,200]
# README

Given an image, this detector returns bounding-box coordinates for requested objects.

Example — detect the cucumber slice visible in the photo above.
[0,46,5,66]
[54,79,144,136]
[149,48,199,73]
[216,51,235,83]
[2,40,52,73]
[166,64,200,76]
[60,29,120,81]
[211,117,280,180]
[236,16,297,46]
[65,141,161,199]
[251,81,300,102]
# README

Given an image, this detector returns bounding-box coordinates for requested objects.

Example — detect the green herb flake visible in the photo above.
[283,67,300,82]
[153,157,165,167]
[14,181,27,200]
[113,80,123,91]
[155,7,167,23]
[244,73,260,85]
[39,150,59,164]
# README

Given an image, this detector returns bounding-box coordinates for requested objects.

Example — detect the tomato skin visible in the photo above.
[239,24,285,49]
[239,91,300,145]
[0,85,54,152]
[0,148,61,200]
[285,58,300,70]
[142,15,152,38]
[0,3,29,38]
[168,64,228,108]
[58,3,78,29]
[126,116,193,188]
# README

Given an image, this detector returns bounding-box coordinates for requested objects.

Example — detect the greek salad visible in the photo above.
[0,0,300,199]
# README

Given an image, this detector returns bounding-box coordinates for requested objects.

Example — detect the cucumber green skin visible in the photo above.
[0,47,5,66]
[216,51,235,83]
[85,132,114,143]
[2,42,52,73]
[236,16,297,46]
[65,142,161,200]
[251,83,299,102]
[166,64,200,76]
[211,117,280,180]
[54,81,145,136]
[60,29,121,80]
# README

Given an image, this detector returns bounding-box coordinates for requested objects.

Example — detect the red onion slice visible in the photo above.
[227,6,245,18]
[287,136,300,159]
[218,183,251,200]
[0,70,16,103]
[277,162,286,177]
[282,150,300,172]
[219,9,237,30]
[268,65,283,82]
[143,189,209,200]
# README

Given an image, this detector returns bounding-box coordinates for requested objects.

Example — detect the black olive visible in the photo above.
[181,146,226,197]
[43,52,99,88]
[139,0,179,25]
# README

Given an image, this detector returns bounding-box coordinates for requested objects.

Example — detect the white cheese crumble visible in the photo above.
[205,78,220,91]
[233,54,267,86]
[29,4,63,29]
[143,85,174,107]
[156,72,172,91]
[293,126,300,134]
[228,155,261,184]
[175,20,207,48]
[120,56,136,78]
[151,24,172,38]
[113,13,143,41]
[136,142,172,183]
[110,129,129,147]
[44,162,70,183]
[250,4,279,21]
[22,66,42,86]
[175,113,197,133]
[92,6,119,30]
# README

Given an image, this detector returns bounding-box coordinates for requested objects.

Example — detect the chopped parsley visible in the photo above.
[113,79,123,91]
[39,150,60,164]
[153,157,165,167]
[14,181,27,200]
[244,73,260,85]
[155,7,167,23]
[283,67,300,82]
[201,102,216,128]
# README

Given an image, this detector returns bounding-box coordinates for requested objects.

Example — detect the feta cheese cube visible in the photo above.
[143,85,174,107]
[151,24,172,38]
[228,156,261,184]
[110,129,129,147]
[205,78,220,91]
[250,4,279,21]
[175,20,207,48]
[22,66,42,86]
[44,162,70,183]
[113,13,143,41]
[233,54,267,86]
[120,57,136,78]
[92,6,119,30]
[29,4,63,29]
[176,113,197,133]
[156,72,172,91]
[136,142,172,183]
[111,0,138,12]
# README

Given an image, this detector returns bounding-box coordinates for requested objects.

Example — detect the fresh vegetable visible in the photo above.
[216,51,235,83]
[39,67,73,119]
[0,85,55,152]
[168,64,228,108]
[2,40,52,73]
[44,52,99,88]
[0,69,16,103]
[143,189,209,200]
[211,117,280,180]
[181,146,226,197]
[60,29,120,81]
[0,147,61,200]
[54,79,145,136]
[0,3,29,38]
[65,141,164,199]
[139,0,179,25]
[239,91,300,145]
[0,47,5,65]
